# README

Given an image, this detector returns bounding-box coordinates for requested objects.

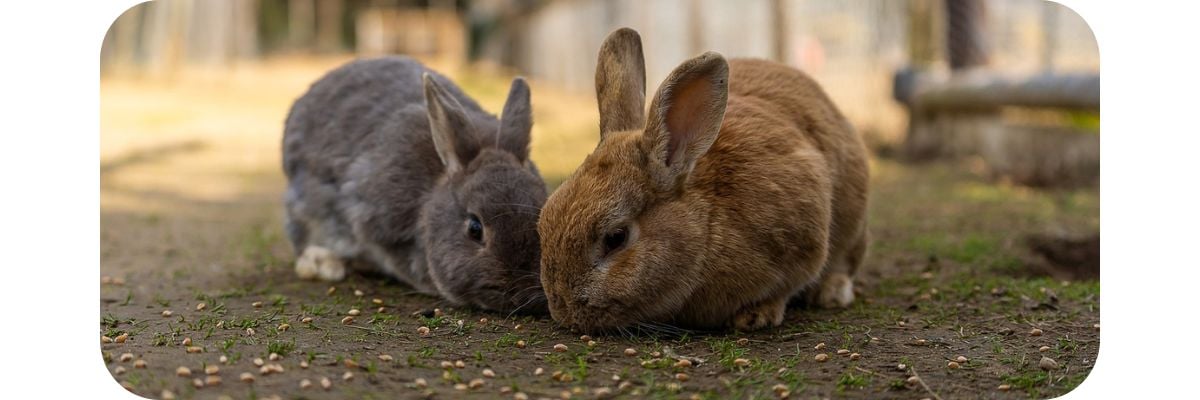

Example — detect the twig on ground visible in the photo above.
[909,366,944,400]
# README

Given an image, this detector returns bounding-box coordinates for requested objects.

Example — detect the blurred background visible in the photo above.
[101,0,1098,283]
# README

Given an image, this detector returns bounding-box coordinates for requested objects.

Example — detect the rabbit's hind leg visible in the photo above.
[295,245,346,281]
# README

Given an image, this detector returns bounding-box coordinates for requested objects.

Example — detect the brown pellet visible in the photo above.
[269,352,281,361]
[836,349,850,355]
[580,335,593,342]
[205,365,219,375]
[196,303,207,311]
[342,371,355,381]
[354,289,365,297]
[815,353,829,362]
[181,337,192,346]
[299,379,312,389]
[186,346,203,353]
[955,356,968,363]
[347,309,361,316]
[533,367,544,376]
[114,366,126,375]
[907,376,921,385]
[101,336,113,344]
[469,378,485,389]
[1039,356,1058,370]
[814,342,826,350]
[176,366,192,377]
[849,353,862,360]
[320,377,332,390]
[192,378,205,388]
[205,375,222,386]
[344,359,359,369]
[737,338,750,346]
[482,368,495,378]
[417,326,431,336]
[515,340,526,348]
[1030,328,1044,337]
[115,333,129,343]
[277,323,290,332]
[675,373,689,382]
[162,310,173,317]
[553,343,568,352]
[326,286,336,296]
[240,372,255,383]
[160,389,176,400]
[340,316,355,325]
[253,358,264,367]
[947,361,960,369]
[514,392,529,400]
[998,384,1011,391]
[119,353,133,362]
[675,359,693,368]
[454,360,466,369]
[378,354,394,362]
[440,361,454,369]
[624,348,638,357]
[733,358,751,367]
[1039,346,1051,352]
[252,301,263,308]
[301,317,313,323]
[299,360,309,369]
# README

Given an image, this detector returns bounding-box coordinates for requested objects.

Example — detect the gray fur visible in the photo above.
[282,56,548,313]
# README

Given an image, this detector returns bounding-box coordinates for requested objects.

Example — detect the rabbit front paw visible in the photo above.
[817,273,855,308]
[295,246,346,281]
[731,296,788,331]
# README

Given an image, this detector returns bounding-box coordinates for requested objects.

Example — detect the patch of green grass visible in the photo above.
[836,370,870,392]
[267,339,295,356]
[1003,370,1050,397]
[707,338,748,369]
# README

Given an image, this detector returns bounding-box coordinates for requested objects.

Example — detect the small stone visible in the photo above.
[737,338,750,346]
[836,349,850,355]
[947,361,960,369]
[675,359,692,368]
[196,303,207,311]
[176,366,192,377]
[417,326,431,336]
[205,375,222,386]
[347,309,361,316]
[115,333,129,343]
[998,384,1011,391]
[378,354,394,362]
[240,372,255,383]
[849,353,861,360]
[956,355,968,363]
[205,365,219,375]
[733,358,751,367]
[119,353,134,362]
[1039,346,1051,352]
[162,310,173,317]
[624,348,638,357]
[1039,356,1058,370]
[342,371,355,381]
[253,358,264,366]
[321,377,332,390]
[1030,328,1044,337]
[341,316,355,325]
[516,340,526,349]
[814,353,829,362]
[553,343,568,352]
[675,373,689,382]
[482,368,495,378]
[469,378,485,389]
[814,342,825,350]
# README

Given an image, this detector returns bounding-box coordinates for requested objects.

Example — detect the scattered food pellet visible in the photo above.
[246,328,256,336]
[469,378,485,389]
[516,340,527,349]
[737,338,750,346]
[1039,346,1051,352]
[947,361,960,369]
[115,333,129,343]
[299,360,309,369]
[915,339,927,345]
[277,323,290,332]
[101,335,113,344]
[300,379,312,389]
[326,286,336,296]
[675,373,689,382]
[560,390,572,399]
[623,348,638,357]
[440,361,454,369]
[252,301,263,308]
[454,383,469,391]
[587,340,597,347]
[513,323,523,330]
[896,363,907,371]
[119,353,133,362]
[344,359,360,369]
[675,359,692,368]
[814,353,829,362]
[320,377,332,390]
[240,372,255,383]
[253,358,264,367]
[348,308,361,316]
[354,289,364,297]
[176,366,192,377]
[1039,356,1058,370]
[372,298,383,305]
[269,353,281,361]
[1093,323,1100,331]
[513,392,529,400]
[594,387,613,398]
[192,378,205,388]
[479,317,489,325]
[196,303,207,311]
[417,326,431,337]
[849,353,861,360]
[906,376,920,385]
[342,371,354,381]
[618,381,633,391]
[219,355,228,364]
[186,346,203,353]
[998,384,1011,391]
[580,335,593,342]
[378,354,393,362]
[301,317,313,324]
[414,378,428,388]
[482,368,495,378]
[836,349,850,355]
[181,337,192,346]
[897,321,907,327]
[205,376,222,386]
[114,366,126,375]
[733,358,751,367]
[341,316,355,325]
[1030,328,1044,337]
[956,356,968,363]
[814,342,826,350]
[553,343,568,352]
[534,367,544,376]
[204,365,219,375]
[454,360,466,369]
[160,389,176,400]
[162,310,173,317]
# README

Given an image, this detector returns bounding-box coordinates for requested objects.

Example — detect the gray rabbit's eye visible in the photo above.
[467,214,484,242]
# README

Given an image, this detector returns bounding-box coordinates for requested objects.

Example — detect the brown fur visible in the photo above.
[537,28,869,332]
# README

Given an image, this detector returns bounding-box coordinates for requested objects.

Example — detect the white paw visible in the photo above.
[818,273,855,308]
[295,246,346,281]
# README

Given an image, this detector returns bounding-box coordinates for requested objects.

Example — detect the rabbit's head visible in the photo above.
[537,28,730,332]
[420,75,549,314]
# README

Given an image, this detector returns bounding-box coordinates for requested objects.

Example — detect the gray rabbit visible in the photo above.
[282,56,548,313]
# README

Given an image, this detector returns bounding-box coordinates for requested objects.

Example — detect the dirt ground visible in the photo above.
[100,57,1099,400]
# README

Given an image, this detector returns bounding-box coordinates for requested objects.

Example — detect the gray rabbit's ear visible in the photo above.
[424,73,479,174]
[497,77,532,162]
[643,52,729,192]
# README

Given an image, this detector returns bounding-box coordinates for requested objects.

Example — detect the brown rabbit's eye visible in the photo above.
[602,227,628,256]
[467,214,483,242]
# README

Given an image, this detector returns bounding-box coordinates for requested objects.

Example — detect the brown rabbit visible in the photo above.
[537,28,869,332]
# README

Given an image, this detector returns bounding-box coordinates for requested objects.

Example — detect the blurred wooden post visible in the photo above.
[1040,1,1059,71]
[771,0,788,63]
[316,0,344,52]
[289,0,315,50]
[687,0,704,56]
[906,0,941,68]
[945,0,988,69]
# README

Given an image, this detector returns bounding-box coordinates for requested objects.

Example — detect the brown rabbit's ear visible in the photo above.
[424,73,479,174]
[497,77,532,162]
[643,52,729,192]
[595,27,647,139]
